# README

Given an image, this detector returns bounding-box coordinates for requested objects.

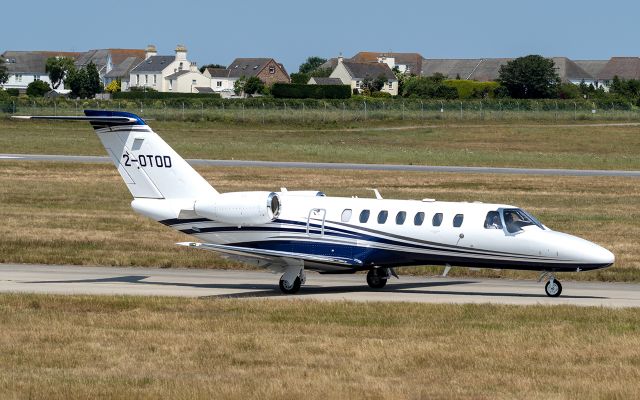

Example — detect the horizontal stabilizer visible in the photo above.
[177,242,363,267]
[11,115,139,124]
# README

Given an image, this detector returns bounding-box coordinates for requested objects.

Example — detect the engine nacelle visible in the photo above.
[194,191,281,225]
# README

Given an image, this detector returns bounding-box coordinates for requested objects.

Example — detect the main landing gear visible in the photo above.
[539,272,563,297]
[278,266,306,295]
[366,268,398,289]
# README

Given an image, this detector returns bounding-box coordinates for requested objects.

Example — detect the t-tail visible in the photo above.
[13,110,219,221]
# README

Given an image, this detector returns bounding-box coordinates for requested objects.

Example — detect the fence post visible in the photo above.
[324,102,327,122]
[140,101,143,113]
[262,102,266,124]
[242,103,245,122]
[12,100,15,114]
[459,101,463,119]
[480,100,483,119]
[201,102,204,120]
[75,99,78,115]
[402,102,405,120]
[364,101,367,120]
[54,101,57,116]
[302,102,305,123]
[574,102,577,120]
[182,101,185,120]
[440,100,444,118]
[342,102,345,122]
[421,101,424,120]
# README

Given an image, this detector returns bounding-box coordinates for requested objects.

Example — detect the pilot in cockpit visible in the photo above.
[485,211,502,229]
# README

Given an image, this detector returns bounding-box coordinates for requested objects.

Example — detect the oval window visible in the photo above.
[432,213,443,227]
[414,212,425,226]
[378,210,388,224]
[453,214,464,227]
[359,210,370,223]
[396,211,406,225]
[341,209,352,222]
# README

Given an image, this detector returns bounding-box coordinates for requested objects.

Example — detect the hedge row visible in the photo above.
[444,80,501,99]
[112,91,221,100]
[272,83,351,99]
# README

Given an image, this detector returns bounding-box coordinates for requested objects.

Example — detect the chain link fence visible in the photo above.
[2,98,639,124]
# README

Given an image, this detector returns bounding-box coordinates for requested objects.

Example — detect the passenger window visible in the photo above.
[359,210,370,223]
[484,211,502,229]
[396,211,406,225]
[377,210,388,224]
[341,209,352,222]
[414,212,425,226]
[432,213,443,227]
[453,214,464,227]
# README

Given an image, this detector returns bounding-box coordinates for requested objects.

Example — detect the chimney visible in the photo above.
[145,44,157,60]
[175,44,187,62]
[338,52,344,64]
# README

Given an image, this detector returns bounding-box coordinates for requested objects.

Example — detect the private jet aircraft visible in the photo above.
[14,110,615,296]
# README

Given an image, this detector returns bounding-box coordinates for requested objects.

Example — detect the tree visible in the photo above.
[243,76,264,96]
[105,79,121,93]
[299,56,327,74]
[498,55,560,98]
[199,63,226,73]
[290,72,310,84]
[26,80,51,97]
[45,57,74,89]
[401,75,458,99]
[66,62,103,98]
[233,76,246,95]
[0,57,8,85]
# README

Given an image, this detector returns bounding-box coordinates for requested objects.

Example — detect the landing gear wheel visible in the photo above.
[366,269,388,289]
[279,276,301,294]
[545,279,562,297]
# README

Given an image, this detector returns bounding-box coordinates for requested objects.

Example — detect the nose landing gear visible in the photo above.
[539,272,563,297]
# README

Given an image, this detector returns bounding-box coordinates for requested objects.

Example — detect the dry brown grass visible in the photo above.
[0,294,639,399]
[0,161,638,281]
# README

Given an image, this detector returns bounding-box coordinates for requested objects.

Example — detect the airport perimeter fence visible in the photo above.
[2,98,640,124]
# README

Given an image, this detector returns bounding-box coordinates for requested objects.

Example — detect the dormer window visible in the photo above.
[179,62,183,70]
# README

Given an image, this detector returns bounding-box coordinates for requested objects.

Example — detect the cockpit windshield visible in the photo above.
[501,208,545,234]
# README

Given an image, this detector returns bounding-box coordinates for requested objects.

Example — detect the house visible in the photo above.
[307,77,343,85]
[0,50,80,92]
[351,52,424,75]
[104,56,145,91]
[551,57,594,86]
[596,57,640,90]
[329,57,398,95]
[421,58,512,81]
[227,58,290,86]
[75,48,146,85]
[203,67,234,94]
[128,45,207,92]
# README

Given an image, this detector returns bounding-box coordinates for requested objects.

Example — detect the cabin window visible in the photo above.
[341,209,352,222]
[432,213,443,227]
[396,211,406,225]
[453,214,464,227]
[414,212,425,226]
[503,208,544,234]
[359,210,370,223]
[377,210,388,224]
[484,211,502,229]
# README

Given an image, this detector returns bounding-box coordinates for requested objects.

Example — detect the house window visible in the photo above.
[169,80,173,90]
[388,81,393,88]
[355,81,361,88]
[153,75,157,84]
[145,75,148,84]
[33,75,38,81]
[217,81,222,87]
[16,74,22,82]
[269,66,276,74]
[179,62,183,70]
[136,74,140,84]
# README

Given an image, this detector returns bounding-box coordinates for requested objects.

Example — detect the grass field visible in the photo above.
[1,119,640,170]
[1,294,639,399]
[0,161,637,281]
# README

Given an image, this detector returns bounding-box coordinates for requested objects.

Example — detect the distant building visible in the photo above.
[596,57,640,89]
[203,67,234,94]
[128,45,207,92]
[75,48,146,86]
[226,58,290,86]
[350,52,424,75]
[0,50,80,92]
[329,56,398,95]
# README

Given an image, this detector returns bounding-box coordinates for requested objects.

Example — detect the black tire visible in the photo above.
[366,269,388,289]
[279,276,301,294]
[545,279,562,297]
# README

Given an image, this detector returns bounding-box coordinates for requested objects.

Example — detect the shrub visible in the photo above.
[369,91,392,98]
[444,80,501,99]
[26,80,52,97]
[112,91,221,100]
[272,83,351,99]
[6,88,19,97]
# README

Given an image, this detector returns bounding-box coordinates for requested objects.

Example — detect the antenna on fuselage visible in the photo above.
[367,188,383,200]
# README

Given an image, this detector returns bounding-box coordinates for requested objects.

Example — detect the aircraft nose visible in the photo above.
[591,244,615,267]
